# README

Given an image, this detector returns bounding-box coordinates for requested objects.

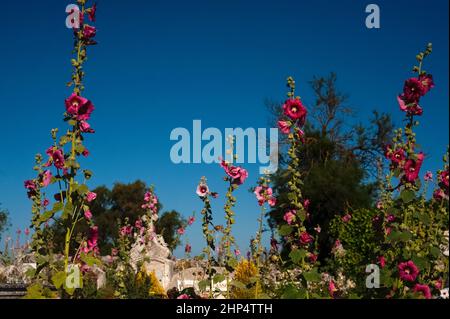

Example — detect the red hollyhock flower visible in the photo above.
[83,25,96,39]
[88,3,97,22]
[282,99,307,124]
[404,153,424,182]
[413,284,431,299]
[402,78,426,103]
[299,231,313,245]
[440,170,449,188]
[398,260,419,282]
[419,74,434,95]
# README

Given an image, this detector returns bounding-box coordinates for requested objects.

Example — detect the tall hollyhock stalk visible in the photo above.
[377,44,448,299]
[276,77,320,298]
[25,0,99,296]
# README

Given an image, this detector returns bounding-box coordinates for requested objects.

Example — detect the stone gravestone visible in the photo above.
[129,214,174,290]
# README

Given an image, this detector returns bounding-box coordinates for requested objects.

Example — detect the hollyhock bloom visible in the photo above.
[177,227,185,235]
[82,148,90,157]
[24,228,30,236]
[342,214,352,223]
[268,197,276,207]
[45,147,65,169]
[84,210,92,220]
[234,249,241,257]
[378,256,386,268]
[65,93,87,115]
[79,121,95,133]
[440,288,449,299]
[413,284,431,299]
[433,189,446,201]
[386,214,396,223]
[403,78,426,102]
[86,192,97,202]
[42,170,52,187]
[398,260,420,282]
[43,199,49,207]
[196,183,209,197]
[24,180,36,190]
[404,153,424,182]
[277,120,291,134]
[309,253,318,263]
[119,225,133,237]
[424,171,433,181]
[299,232,313,245]
[220,160,248,185]
[419,74,434,94]
[303,199,310,210]
[185,244,192,254]
[435,279,442,290]
[87,3,97,22]
[87,226,98,252]
[397,96,423,116]
[83,25,96,38]
[328,280,337,298]
[440,170,449,188]
[283,210,296,225]
[282,99,307,124]
[177,294,190,299]
[188,216,195,225]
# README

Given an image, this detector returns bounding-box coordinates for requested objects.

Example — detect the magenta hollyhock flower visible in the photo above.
[268,197,276,207]
[220,160,248,185]
[87,3,97,22]
[185,244,192,254]
[433,189,446,200]
[440,170,449,188]
[282,99,307,124]
[398,260,420,282]
[283,210,296,225]
[87,226,98,252]
[177,294,190,299]
[83,25,96,38]
[24,180,36,190]
[328,280,337,298]
[403,78,426,102]
[82,148,90,157]
[84,210,93,220]
[196,184,209,197]
[277,120,291,134]
[42,170,52,187]
[309,253,318,263]
[234,249,241,257]
[79,121,95,133]
[342,214,352,223]
[424,171,433,181]
[404,153,425,182]
[65,93,88,115]
[299,232,313,245]
[419,74,434,94]
[86,192,97,202]
[43,199,49,207]
[52,149,65,169]
[303,199,310,210]
[378,256,386,268]
[397,95,423,116]
[413,284,431,299]
[188,216,195,225]
[177,227,185,235]
[24,228,30,236]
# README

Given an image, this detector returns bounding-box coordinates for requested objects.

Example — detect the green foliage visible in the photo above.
[0,203,10,242]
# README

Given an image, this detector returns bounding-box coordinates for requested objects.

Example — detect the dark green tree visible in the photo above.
[0,203,10,242]
[268,73,393,261]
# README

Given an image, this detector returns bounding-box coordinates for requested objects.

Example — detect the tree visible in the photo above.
[268,73,393,261]
[0,203,10,242]
[45,181,185,255]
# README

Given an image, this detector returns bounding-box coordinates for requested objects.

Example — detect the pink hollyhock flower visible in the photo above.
[42,170,52,187]
[303,199,310,210]
[309,253,318,263]
[328,280,337,298]
[268,197,276,207]
[220,160,249,185]
[188,216,195,225]
[342,214,352,223]
[24,228,30,236]
[391,148,406,165]
[119,226,132,237]
[79,121,95,133]
[424,171,433,181]
[45,147,65,169]
[24,180,36,190]
[386,214,395,223]
[43,199,49,207]
[277,120,291,134]
[177,227,185,235]
[86,192,97,202]
[433,189,446,200]
[404,153,424,182]
[196,184,209,197]
[282,99,307,124]
[254,186,265,201]
[435,279,442,290]
[65,93,88,115]
[413,284,431,299]
[87,3,97,22]
[84,210,93,220]
[440,170,449,188]
[398,260,420,282]
[83,25,96,38]
[378,256,386,268]
[283,210,296,225]
[419,74,434,94]
[397,96,423,116]
[185,244,192,254]
[299,232,313,245]
[87,226,98,251]
[385,227,392,236]
[177,294,190,299]
[82,148,90,157]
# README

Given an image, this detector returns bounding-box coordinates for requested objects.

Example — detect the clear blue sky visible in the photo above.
[0,0,448,257]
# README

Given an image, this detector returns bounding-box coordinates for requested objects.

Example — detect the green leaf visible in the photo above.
[62,202,74,220]
[289,249,306,264]
[418,213,431,225]
[76,184,89,195]
[79,253,102,267]
[281,285,305,299]
[213,274,226,284]
[430,246,441,258]
[52,271,66,289]
[303,269,321,282]
[198,279,210,291]
[279,225,293,236]
[229,280,246,290]
[400,189,415,203]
